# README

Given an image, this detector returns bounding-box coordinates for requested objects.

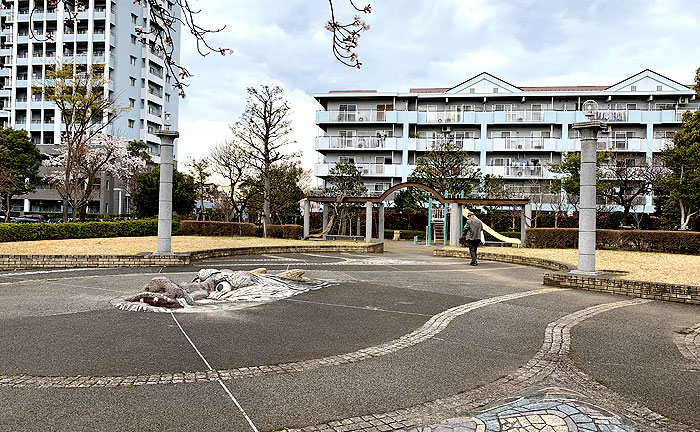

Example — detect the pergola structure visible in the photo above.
[303,182,532,245]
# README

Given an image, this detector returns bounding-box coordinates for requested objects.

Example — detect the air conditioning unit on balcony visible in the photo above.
[358,117,364,121]
[602,125,612,133]
[679,97,688,105]
[441,126,451,133]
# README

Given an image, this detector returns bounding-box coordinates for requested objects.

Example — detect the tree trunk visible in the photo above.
[622,206,631,226]
[4,194,10,222]
[62,198,69,222]
[262,169,271,237]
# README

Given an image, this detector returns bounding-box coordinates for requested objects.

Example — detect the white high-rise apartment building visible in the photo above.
[0,0,180,215]
[313,70,698,212]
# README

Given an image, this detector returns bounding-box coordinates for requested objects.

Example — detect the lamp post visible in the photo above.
[155,112,179,255]
[572,102,605,274]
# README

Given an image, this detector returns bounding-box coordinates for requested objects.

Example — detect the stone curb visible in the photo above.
[435,248,700,306]
[0,242,384,271]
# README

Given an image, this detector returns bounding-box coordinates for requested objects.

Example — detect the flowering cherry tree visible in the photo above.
[45,134,141,220]
[27,0,371,96]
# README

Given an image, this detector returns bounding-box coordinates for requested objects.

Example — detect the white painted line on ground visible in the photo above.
[170,312,260,432]
[283,298,433,317]
[301,253,346,260]
[262,255,298,261]
[0,267,104,277]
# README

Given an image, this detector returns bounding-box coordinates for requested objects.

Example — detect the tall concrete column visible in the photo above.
[378,203,385,242]
[449,203,460,246]
[520,203,532,245]
[155,130,178,255]
[572,121,604,274]
[365,201,372,243]
[303,199,310,238]
[322,204,329,231]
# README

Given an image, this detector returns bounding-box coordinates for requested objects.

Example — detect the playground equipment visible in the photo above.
[462,208,521,246]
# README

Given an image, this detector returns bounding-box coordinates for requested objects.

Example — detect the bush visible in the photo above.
[0,220,170,243]
[525,228,700,254]
[178,221,257,237]
[264,224,303,239]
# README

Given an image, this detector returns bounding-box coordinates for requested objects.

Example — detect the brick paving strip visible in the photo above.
[0,288,561,389]
[275,298,696,432]
[673,322,700,366]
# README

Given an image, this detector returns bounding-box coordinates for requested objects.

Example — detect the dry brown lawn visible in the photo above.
[444,246,700,286]
[0,236,360,256]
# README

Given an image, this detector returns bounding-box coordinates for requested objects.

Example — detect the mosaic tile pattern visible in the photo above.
[673,322,700,366]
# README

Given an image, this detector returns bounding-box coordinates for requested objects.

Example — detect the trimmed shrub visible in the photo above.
[265,224,303,239]
[178,221,257,237]
[0,220,168,243]
[525,228,700,254]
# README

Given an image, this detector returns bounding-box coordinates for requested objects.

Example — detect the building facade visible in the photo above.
[0,0,180,215]
[313,70,698,212]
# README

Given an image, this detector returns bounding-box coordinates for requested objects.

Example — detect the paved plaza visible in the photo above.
[0,242,698,431]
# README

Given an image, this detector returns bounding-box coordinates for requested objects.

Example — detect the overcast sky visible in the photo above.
[175,0,700,186]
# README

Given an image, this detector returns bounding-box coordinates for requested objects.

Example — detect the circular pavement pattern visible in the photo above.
[0,242,698,432]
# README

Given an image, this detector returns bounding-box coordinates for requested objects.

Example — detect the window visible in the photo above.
[490,158,511,166]
[657,85,663,91]
[128,119,134,128]
[463,105,474,111]
[165,94,170,102]
[130,77,136,86]
[655,103,675,110]
[626,103,637,110]
[469,88,475,93]
[493,87,499,93]
[492,104,512,112]
[130,56,136,65]
[129,98,135,108]
[131,14,137,24]
[131,35,137,44]
[338,156,355,164]
[630,85,637,91]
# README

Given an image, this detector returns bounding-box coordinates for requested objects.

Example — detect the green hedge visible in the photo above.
[385,229,426,240]
[0,220,174,243]
[179,221,258,237]
[525,228,700,254]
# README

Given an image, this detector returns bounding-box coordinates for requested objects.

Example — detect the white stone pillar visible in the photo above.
[322,204,329,231]
[378,203,385,242]
[365,201,372,243]
[155,130,178,255]
[521,203,532,245]
[23,199,30,213]
[449,203,460,246]
[303,200,310,238]
[572,121,604,274]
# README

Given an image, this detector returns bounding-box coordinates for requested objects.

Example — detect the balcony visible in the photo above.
[596,138,646,152]
[592,109,629,122]
[676,109,698,122]
[504,110,546,122]
[486,164,548,179]
[316,109,395,123]
[488,137,559,151]
[315,162,399,177]
[315,136,398,150]
[416,138,480,151]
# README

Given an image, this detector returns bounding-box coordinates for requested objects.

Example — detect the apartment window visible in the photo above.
[630,85,637,91]
[131,14,138,24]
[655,103,675,110]
[490,158,511,166]
[130,77,136,86]
[626,103,637,110]
[492,104,512,112]
[128,119,135,128]
[338,156,355,164]
[469,88,475,93]
[130,56,136,65]
[657,85,663,91]
[463,105,474,111]
[493,87,499,93]
[165,94,170,102]
[131,35,137,44]
[129,98,135,108]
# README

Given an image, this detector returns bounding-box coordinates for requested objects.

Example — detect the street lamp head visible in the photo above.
[582,100,599,120]
[163,112,172,130]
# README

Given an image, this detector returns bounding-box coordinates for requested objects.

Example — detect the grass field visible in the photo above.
[0,236,360,256]
[446,246,700,286]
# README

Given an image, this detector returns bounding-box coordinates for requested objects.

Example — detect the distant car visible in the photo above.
[11,214,47,223]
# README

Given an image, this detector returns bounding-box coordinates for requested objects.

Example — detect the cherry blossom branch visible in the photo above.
[326,0,372,68]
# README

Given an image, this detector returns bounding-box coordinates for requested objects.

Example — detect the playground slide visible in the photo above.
[463,209,521,246]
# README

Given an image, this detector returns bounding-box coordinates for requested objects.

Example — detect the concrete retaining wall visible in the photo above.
[0,242,384,271]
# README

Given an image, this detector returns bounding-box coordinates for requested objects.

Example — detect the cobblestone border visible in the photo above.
[435,249,700,306]
[0,288,558,389]
[543,272,700,306]
[0,242,384,271]
[276,298,695,432]
[673,323,700,365]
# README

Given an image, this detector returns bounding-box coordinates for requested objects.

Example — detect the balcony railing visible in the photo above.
[319,136,387,149]
[425,111,463,123]
[496,164,545,178]
[505,110,545,122]
[593,109,629,122]
[328,110,389,122]
[676,109,698,121]
[503,137,547,149]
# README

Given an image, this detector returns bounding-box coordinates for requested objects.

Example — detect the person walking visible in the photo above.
[464,211,484,266]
